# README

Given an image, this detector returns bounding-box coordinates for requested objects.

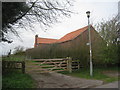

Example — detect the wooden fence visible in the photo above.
[2,60,25,73]
[30,57,80,73]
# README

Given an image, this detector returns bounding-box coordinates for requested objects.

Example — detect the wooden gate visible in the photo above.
[30,58,71,73]
[26,58,80,73]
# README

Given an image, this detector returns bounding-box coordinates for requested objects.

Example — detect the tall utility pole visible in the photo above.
[86,11,93,76]
[118,1,120,23]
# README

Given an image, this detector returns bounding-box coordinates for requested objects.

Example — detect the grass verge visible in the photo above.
[2,71,36,88]
[59,67,120,83]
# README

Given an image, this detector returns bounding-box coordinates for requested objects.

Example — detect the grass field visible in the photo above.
[59,66,120,83]
[2,71,36,88]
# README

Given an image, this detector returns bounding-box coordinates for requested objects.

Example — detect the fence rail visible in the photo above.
[30,57,80,73]
[2,60,25,73]
[32,58,68,61]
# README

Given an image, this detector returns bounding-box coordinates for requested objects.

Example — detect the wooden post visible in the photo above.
[68,57,72,73]
[78,61,80,70]
[29,56,31,60]
[66,57,69,71]
[22,61,25,73]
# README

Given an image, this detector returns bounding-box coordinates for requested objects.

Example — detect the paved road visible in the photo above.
[26,61,119,88]
[27,72,103,88]
[95,81,120,88]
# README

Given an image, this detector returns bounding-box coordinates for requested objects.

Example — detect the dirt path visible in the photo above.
[25,61,103,88]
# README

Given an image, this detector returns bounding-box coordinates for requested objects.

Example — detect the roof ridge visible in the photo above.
[57,25,89,43]
[64,25,88,35]
[37,37,58,40]
[35,25,92,44]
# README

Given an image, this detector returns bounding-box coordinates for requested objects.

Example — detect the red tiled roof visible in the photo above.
[37,37,58,44]
[57,26,88,43]
[36,26,89,44]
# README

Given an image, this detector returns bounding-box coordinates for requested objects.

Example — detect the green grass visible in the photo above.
[2,54,37,88]
[2,71,36,88]
[59,67,120,83]
[2,55,25,61]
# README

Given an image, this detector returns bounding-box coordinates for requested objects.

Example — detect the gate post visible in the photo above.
[78,61,80,70]
[67,57,69,71]
[22,61,25,73]
[67,57,72,73]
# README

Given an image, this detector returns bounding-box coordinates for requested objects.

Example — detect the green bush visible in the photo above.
[99,44,119,66]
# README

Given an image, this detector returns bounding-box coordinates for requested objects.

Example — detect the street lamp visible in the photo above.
[86,11,93,76]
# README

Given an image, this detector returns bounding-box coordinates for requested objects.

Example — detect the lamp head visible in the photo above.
[86,11,90,18]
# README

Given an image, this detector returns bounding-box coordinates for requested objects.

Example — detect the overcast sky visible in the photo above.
[1,0,119,56]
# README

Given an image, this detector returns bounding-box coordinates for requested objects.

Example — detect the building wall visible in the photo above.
[26,27,106,65]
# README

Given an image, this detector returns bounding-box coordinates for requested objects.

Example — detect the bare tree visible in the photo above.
[96,15,120,65]
[96,15,120,45]
[13,46,24,55]
[1,0,74,43]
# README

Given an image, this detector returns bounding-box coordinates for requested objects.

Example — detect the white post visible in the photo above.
[86,11,93,76]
